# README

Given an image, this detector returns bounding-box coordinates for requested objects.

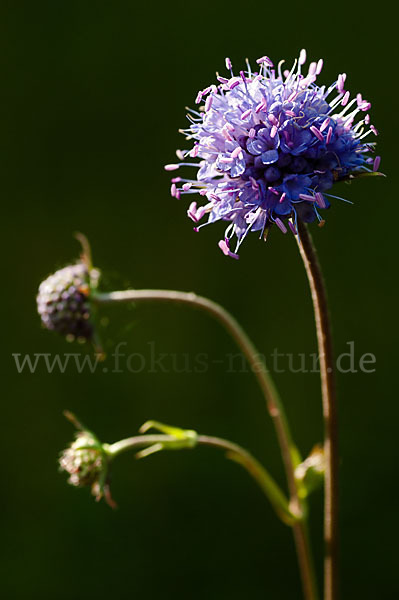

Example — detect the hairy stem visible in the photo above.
[296,221,339,600]
[95,289,318,600]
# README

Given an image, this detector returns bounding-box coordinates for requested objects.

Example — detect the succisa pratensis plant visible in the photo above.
[37,49,382,600]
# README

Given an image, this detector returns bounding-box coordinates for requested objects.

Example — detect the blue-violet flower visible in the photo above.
[166,50,381,258]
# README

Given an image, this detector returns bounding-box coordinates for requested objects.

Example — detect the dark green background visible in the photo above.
[1,1,397,598]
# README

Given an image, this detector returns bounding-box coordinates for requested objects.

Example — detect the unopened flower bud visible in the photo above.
[59,411,115,506]
[37,262,100,342]
[60,431,105,488]
[295,445,325,497]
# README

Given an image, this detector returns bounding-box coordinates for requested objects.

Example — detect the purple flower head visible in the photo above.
[166,51,381,257]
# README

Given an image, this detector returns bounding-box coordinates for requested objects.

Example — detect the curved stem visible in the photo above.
[95,290,298,494]
[200,437,318,600]
[296,221,339,600]
[95,289,318,600]
[107,433,293,523]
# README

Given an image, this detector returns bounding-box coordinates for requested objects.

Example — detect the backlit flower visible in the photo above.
[166,50,381,257]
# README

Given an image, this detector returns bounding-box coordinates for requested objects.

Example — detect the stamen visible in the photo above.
[316,59,324,75]
[231,146,243,159]
[308,62,317,76]
[299,49,307,66]
[341,91,350,106]
[277,59,285,80]
[323,192,353,204]
[241,108,252,120]
[359,101,371,111]
[255,100,267,113]
[315,192,327,208]
[268,114,279,126]
[205,95,213,112]
[245,58,252,76]
[275,218,287,233]
[229,79,240,90]
[320,117,330,132]
[218,239,239,259]
[164,162,200,171]
[337,73,346,94]
[256,56,274,67]
[373,156,381,171]
[310,126,324,142]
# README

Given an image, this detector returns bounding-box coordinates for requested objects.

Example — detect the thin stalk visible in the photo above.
[95,291,297,496]
[95,289,319,600]
[296,221,339,600]
[107,433,293,523]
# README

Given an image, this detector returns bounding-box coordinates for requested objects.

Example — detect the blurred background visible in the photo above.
[1,1,397,598]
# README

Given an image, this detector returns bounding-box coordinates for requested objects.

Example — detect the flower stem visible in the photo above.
[107,433,294,523]
[95,289,319,600]
[296,221,339,600]
[95,291,298,491]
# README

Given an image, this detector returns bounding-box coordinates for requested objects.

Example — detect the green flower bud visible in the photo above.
[59,431,105,488]
[59,412,115,507]
[295,445,325,498]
